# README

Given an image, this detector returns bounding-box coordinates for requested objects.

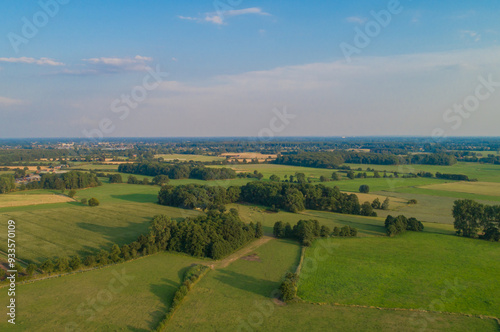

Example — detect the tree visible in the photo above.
[142,177,150,185]
[81,198,88,205]
[273,221,285,238]
[110,244,122,262]
[453,199,483,238]
[54,257,70,272]
[88,197,100,207]
[40,259,54,273]
[359,185,370,193]
[320,225,331,237]
[295,173,306,184]
[319,175,328,182]
[255,222,263,238]
[361,201,376,216]
[347,171,355,179]
[382,198,390,210]
[372,198,381,209]
[152,174,169,186]
[270,174,281,182]
[68,189,77,198]
[127,175,140,184]
[26,263,37,277]
[374,171,381,178]
[70,256,82,270]
[108,173,122,183]
[331,172,340,181]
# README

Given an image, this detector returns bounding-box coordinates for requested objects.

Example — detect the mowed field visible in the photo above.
[0,184,201,263]
[155,154,225,162]
[0,253,203,332]
[298,232,500,318]
[0,194,73,208]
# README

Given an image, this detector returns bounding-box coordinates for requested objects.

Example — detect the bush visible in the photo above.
[280,272,298,302]
[68,189,77,198]
[359,185,370,193]
[408,199,418,205]
[80,198,87,205]
[88,197,100,207]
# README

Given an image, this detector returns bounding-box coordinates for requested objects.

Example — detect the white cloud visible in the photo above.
[82,55,153,73]
[0,57,64,66]
[138,47,500,137]
[179,7,271,25]
[0,96,24,106]
[346,16,367,24]
[460,30,481,42]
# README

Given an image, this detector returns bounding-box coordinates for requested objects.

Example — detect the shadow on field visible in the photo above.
[76,221,150,246]
[111,194,158,203]
[214,270,276,296]
[148,279,180,330]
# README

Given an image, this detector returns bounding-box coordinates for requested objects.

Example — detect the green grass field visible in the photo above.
[167,237,497,331]
[298,232,500,318]
[0,252,203,332]
[155,154,225,162]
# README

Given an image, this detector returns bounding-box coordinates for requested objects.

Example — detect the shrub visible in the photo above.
[359,185,370,193]
[68,189,77,198]
[88,197,100,207]
[80,198,87,205]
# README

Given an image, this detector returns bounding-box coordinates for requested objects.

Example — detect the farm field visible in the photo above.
[155,153,225,162]
[0,193,73,208]
[0,184,201,263]
[0,252,203,332]
[167,237,496,332]
[419,181,500,197]
[298,232,500,318]
[344,162,500,183]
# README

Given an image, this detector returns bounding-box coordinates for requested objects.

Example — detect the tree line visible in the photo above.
[158,184,240,210]
[453,199,500,241]
[274,151,457,168]
[32,171,102,190]
[385,215,424,237]
[0,174,15,194]
[273,220,357,246]
[118,162,236,181]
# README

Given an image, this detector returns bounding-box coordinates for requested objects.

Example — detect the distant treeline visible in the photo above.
[384,215,424,237]
[274,151,457,168]
[273,220,357,246]
[158,182,378,218]
[26,171,102,190]
[118,162,236,181]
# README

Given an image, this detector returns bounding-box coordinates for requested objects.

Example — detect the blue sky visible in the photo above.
[0,0,499,138]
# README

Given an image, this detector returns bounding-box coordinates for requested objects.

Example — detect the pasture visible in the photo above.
[419,181,500,197]
[298,232,500,318]
[0,253,203,332]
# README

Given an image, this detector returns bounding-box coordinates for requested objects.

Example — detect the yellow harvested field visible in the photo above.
[343,192,407,209]
[0,195,73,208]
[419,181,500,197]
[221,152,277,161]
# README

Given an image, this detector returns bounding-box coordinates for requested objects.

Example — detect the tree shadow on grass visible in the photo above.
[147,278,180,330]
[76,221,150,247]
[213,269,277,297]
[111,194,158,203]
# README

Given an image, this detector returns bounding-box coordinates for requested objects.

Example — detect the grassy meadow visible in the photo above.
[298,232,500,318]
[0,252,203,332]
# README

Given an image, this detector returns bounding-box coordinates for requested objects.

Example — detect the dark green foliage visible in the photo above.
[152,174,170,185]
[359,185,370,193]
[108,173,123,183]
[453,199,500,241]
[331,172,340,181]
[127,175,140,184]
[40,171,101,190]
[26,264,37,276]
[320,225,331,237]
[270,174,281,182]
[280,272,299,302]
[69,256,82,270]
[436,173,470,181]
[255,222,263,238]
[408,199,418,205]
[158,184,240,210]
[67,189,77,198]
[40,259,54,273]
[360,201,377,217]
[381,198,390,210]
[119,162,236,181]
[385,215,424,237]
[80,198,87,205]
[0,174,16,194]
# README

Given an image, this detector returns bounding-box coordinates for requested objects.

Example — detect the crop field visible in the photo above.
[155,154,225,162]
[298,232,500,318]
[0,253,203,332]
[0,194,73,208]
[0,184,201,263]
[419,181,500,197]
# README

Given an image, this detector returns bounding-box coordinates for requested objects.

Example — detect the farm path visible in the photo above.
[209,235,274,270]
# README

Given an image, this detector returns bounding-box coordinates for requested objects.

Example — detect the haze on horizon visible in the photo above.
[0,0,499,138]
